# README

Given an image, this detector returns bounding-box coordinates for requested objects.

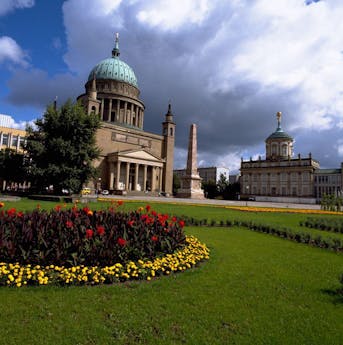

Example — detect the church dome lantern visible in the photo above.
[265,112,294,160]
[87,33,138,88]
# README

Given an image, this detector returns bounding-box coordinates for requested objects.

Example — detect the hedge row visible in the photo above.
[181,216,343,252]
[300,217,343,234]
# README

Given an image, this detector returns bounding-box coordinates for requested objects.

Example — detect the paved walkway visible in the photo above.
[99,195,322,210]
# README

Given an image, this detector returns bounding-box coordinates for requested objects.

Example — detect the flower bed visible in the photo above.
[0,202,210,286]
[0,236,209,287]
[225,206,343,215]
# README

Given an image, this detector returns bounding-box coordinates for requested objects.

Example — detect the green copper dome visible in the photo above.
[266,127,293,140]
[266,112,293,141]
[87,34,138,88]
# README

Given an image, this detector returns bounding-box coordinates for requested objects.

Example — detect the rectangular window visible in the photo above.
[11,135,18,147]
[2,134,8,146]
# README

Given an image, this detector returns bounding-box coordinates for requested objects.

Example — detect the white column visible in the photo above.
[134,163,139,191]
[159,167,163,191]
[125,162,130,191]
[109,163,114,190]
[116,100,120,121]
[124,102,128,124]
[100,99,104,120]
[115,160,121,189]
[108,98,112,122]
[151,167,156,191]
[130,103,134,125]
[143,165,147,191]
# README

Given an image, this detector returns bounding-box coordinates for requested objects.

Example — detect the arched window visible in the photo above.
[272,144,277,155]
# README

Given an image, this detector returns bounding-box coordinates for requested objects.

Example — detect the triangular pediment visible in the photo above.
[123,150,162,162]
[108,149,164,163]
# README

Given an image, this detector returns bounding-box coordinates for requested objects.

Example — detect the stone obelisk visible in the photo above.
[177,124,205,199]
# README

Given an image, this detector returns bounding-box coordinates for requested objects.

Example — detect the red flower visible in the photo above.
[172,216,177,223]
[151,210,157,216]
[178,220,185,228]
[86,229,94,239]
[66,220,73,228]
[17,211,24,218]
[117,200,123,206]
[6,208,16,217]
[146,205,151,212]
[96,225,105,236]
[127,220,135,227]
[83,206,90,213]
[117,237,127,247]
[54,205,62,212]
[151,235,158,242]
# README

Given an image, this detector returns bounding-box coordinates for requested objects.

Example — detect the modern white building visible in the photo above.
[174,166,229,184]
[0,114,14,128]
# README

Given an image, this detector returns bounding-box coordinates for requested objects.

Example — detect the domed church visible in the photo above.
[77,34,175,195]
[240,112,320,203]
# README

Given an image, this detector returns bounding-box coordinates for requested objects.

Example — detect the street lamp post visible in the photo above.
[246,185,249,206]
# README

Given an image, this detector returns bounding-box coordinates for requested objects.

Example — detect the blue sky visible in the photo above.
[1,0,343,172]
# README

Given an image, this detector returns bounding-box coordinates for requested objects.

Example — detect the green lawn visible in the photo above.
[0,199,342,344]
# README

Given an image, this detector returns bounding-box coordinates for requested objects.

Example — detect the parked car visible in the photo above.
[101,190,109,195]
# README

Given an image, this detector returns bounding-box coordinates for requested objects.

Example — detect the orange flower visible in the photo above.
[0,202,4,208]
[117,200,123,206]
[87,210,93,216]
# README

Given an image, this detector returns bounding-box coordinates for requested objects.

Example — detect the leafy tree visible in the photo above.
[217,173,229,195]
[0,148,26,190]
[321,194,342,212]
[25,100,101,194]
[202,180,218,199]
[172,173,181,195]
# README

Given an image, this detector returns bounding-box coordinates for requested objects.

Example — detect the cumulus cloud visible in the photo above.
[0,36,29,66]
[136,0,213,31]
[4,0,343,173]
[6,68,82,108]
[0,0,34,16]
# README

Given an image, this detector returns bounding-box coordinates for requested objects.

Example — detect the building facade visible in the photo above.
[0,126,26,153]
[240,112,320,203]
[174,166,229,184]
[314,165,343,201]
[77,34,175,194]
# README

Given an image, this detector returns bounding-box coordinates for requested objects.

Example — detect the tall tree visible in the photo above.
[0,148,26,190]
[25,100,101,194]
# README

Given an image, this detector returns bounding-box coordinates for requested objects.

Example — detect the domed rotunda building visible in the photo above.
[240,112,320,203]
[77,34,175,194]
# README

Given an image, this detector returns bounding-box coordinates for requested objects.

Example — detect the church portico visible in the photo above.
[107,150,164,192]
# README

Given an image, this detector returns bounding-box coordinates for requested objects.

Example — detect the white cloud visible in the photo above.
[223,0,343,130]
[336,139,343,157]
[0,0,34,16]
[0,36,29,66]
[62,0,124,74]
[136,0,213,31]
